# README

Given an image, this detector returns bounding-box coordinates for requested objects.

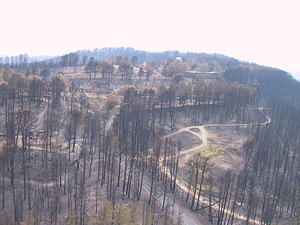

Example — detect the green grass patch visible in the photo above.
[194,144,224,158]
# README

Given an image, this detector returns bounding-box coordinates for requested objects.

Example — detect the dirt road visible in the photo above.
[166,108,271,158]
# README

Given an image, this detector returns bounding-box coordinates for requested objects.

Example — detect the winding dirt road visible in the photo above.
[161,108,271,225]
[165,108,271,158]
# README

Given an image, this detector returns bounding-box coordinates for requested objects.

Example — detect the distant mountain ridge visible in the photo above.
[1,47,299,85]
[1,47,239,66]
[74,47,239,63]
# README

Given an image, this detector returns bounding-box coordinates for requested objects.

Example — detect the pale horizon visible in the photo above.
[1,0,299,78]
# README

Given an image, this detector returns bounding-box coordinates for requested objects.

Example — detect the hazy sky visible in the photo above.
[1,0,299,77]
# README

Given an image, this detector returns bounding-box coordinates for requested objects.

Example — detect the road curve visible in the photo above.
[165,108,271,157]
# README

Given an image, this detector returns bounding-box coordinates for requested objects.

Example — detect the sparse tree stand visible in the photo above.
[5,93,18,223]
[99,61,114,87]
[85,57,98,80]
[50,75,66,108]
[138,68,144,81]
[71,109,83,153]
[119,63,133,82]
